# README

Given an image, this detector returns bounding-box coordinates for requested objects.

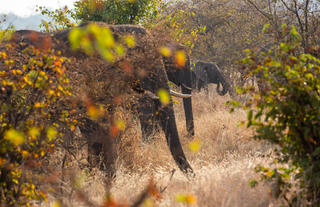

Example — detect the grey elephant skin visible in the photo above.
[8,22,194,176]
[192,61,230,95]
[138,43,195,142]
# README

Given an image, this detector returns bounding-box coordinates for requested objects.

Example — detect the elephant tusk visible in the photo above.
[145,90,159,100]
[170,90,192,98]
[181,83,192,91]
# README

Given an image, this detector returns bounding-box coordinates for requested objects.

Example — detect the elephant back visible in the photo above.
[194,61,209,85]
[4,22,167,116]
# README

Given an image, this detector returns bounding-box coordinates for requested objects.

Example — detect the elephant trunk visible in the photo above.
[216,81,229,96]
[158,102,194,176]
[215,66,229,96]
[181,59,194,136]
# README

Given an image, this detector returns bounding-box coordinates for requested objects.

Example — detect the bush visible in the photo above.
[231,26,320,205]
[74,0,161,24]
[0,37,74,206]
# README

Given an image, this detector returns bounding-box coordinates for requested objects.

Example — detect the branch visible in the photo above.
[304,0,310,48]
[246,0,272,21]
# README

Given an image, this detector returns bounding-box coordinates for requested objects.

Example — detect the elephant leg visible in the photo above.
[181,85,194,136]
[88,142,103,169]
[138,96,158,142]
[78,118,116,182]
[205,85,209,95]
[197,79,203,92]
[157,101,194,175]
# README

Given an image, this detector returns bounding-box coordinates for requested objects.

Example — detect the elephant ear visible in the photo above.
[195,62,208,83]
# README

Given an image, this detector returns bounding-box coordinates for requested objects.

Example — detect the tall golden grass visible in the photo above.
[45,85,279,207]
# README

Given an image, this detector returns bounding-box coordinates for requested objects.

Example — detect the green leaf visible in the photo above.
[249,179,258,187]
[305,73,313,80]
[262,24,270,33]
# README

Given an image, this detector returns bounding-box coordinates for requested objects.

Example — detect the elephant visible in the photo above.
[192,61,230,96]
[6,22,194,177]
[138,43,195,142]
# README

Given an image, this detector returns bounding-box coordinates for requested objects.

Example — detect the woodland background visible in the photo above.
[1,0,320,206]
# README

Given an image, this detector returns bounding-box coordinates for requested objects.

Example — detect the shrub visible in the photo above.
[231,25,320,205]
[0,37,74,206]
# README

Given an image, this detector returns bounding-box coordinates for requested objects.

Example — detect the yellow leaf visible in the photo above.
[22,150,29,159]
[266,171,274,178]
[175,50,186,67]
[159,47,172,57]
[47,127,57,141]
[100,28,114,48]
[176,194,196,204]
[51,200,61,207]
[157,88,170,106]
[16,70,22,75]
[142,198,154,207]
[114,44,125,56]
[87,105,100,120]
[186,194,196,204]
[0,52,7,59]
[125,35,136,48]
[101,49,114,62]
[34,102,42,108]
[68,27,83,50]
[4,129,25,146]
[115,120,126,131]
[188,140,201,153]
[48,89,55,95]
[176,194,187,202]
[28,127,40,138]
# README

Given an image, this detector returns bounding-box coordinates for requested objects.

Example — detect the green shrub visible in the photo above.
[231,25,320,205]
[74,0,161,24]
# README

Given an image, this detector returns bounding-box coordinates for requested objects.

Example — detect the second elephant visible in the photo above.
[192,61,230,95]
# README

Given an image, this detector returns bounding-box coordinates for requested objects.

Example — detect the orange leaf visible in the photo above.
[110,125,120,137]
[175,50,186,67]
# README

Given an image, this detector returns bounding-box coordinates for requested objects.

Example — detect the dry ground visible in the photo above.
[44,85,279,207]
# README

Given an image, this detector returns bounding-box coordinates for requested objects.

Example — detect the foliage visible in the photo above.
[74,0,162,25]
[246,0,320,52]
[150,0,271,95]
[68,23,134,62]
[0,34,74,205]
[231,25,320,205]
[37,0,162,31]
[36,6,78,32]
[150,0,206,49]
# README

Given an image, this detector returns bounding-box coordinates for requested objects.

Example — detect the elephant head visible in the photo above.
[138,43,195,140]
[194,61,230,96]
[10,23,194,176]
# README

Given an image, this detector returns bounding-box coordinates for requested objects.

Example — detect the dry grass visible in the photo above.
[45,85,279,207]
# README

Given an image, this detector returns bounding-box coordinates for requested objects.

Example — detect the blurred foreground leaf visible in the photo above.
[4,129,25,146]
[188,140,201,153]
[157,89,170,106]
[175,194,196,204]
